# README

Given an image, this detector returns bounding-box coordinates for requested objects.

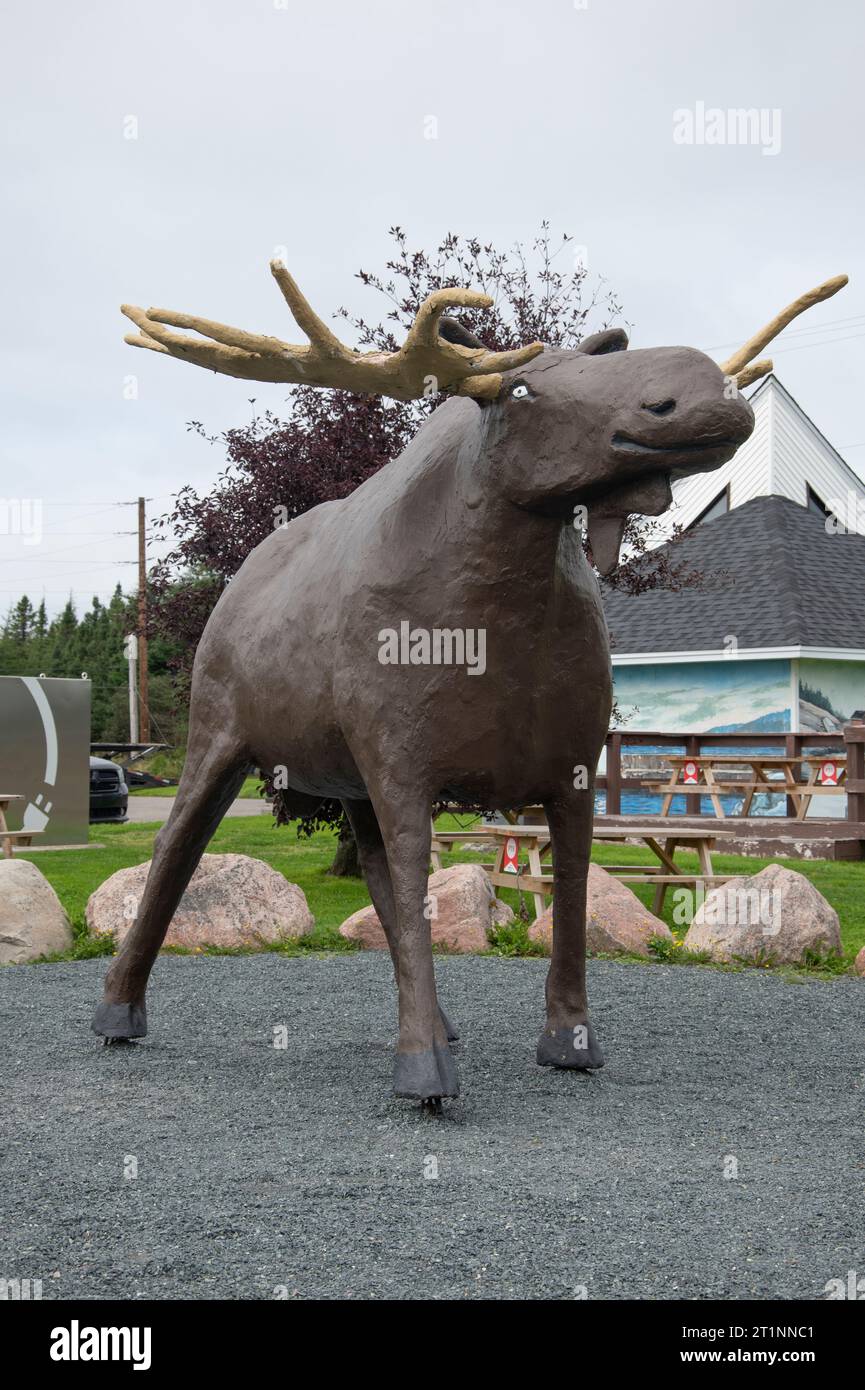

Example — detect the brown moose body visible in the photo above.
[92,264,846,1104]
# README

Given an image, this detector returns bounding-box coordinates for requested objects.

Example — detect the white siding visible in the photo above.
[646,376,865,544]
[771,387,861,521]
[729,384,772,507]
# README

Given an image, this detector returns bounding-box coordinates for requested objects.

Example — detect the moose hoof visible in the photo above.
[92,1001,147,1040]
[394,1044,460,1100]
[438,1005,460,1043]
[536,1022,604,1071]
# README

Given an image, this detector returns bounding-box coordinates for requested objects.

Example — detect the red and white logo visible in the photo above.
[820,761,838,786]
[502,836,520,873]
[682,760,699,785]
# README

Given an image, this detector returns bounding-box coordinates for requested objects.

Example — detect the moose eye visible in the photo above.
[510,382,532,400]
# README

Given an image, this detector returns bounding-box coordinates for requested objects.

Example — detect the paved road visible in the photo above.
[1,954,863,1300]
[126,795,269,823]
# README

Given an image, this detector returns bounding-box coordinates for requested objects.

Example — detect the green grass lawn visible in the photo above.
[130,775,261,799]
[15,810,865,976]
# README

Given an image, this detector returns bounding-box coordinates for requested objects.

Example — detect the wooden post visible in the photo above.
[685,734,701,816]
[844,719,865,825]
[137,496,150,742]
[784,732,798,818]
[606,732,622,815]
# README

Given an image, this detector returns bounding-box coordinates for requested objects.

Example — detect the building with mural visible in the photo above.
[604,374,865,739]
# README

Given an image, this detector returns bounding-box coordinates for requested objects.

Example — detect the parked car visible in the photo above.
[89,756,128,823]
[124,767,176,790]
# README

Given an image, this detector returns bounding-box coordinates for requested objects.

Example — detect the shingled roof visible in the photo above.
[603,494,865,655]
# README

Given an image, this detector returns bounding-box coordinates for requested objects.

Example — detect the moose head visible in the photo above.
[100,261,847,1107]
[123,266,846,574]
[441,330,756,572]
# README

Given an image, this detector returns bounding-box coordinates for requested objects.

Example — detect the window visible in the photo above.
[806,484,831,518]
[691,488,729,528]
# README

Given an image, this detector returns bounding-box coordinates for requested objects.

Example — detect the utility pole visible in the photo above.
[137,496,150,742]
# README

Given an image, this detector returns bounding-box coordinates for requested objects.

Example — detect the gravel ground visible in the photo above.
[1,953,863,1301]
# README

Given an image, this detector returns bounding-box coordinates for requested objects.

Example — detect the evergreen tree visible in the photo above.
[0,584,185,743]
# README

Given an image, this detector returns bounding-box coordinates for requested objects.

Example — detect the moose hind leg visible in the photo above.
[342,797,459,1043]
[362,785,458,1100]
[536,792,605,1070]
[91,736,249,1040]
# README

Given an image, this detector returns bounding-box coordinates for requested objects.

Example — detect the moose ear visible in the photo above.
[578,328,629,356]
[437,316,489,351]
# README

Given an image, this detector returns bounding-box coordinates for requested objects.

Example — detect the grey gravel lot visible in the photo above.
[1,953,863,1301]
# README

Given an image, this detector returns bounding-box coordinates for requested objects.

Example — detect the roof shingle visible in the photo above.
[602,495,865,654]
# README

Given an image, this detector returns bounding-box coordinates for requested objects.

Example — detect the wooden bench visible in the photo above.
[592,824,734,913]
[482,825,553,919]
[430,818,734,917]
[430,820,553,915]
[641,754,811,818]
[0,794,44,857]
[796,755,848,821]
[642,752,849,820]
[1,829,44,856]
[429,826,497,872]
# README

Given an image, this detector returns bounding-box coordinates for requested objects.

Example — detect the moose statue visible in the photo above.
[94,264,846,1106]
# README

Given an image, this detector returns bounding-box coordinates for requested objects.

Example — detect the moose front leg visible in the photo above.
[536,790,605,1070]
[364,787,459,1103]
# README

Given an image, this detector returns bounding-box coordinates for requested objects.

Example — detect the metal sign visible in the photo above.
[0,675,90,846]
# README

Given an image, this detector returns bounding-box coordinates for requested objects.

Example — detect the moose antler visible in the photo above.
[122,261,544,402]
[719,274,848,389]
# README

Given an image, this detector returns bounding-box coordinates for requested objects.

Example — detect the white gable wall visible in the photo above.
[648,376,865,543]
[770,382,858,515]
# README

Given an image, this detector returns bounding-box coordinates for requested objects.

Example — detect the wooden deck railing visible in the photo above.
[598,722,865,821]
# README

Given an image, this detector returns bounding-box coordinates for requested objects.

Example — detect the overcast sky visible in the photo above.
[3,0,863,616]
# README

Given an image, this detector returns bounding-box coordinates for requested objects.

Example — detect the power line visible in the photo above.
[704,313,865,354]
[15,560,138,566]
[41,496,175,508]
[768,330,865,356]
[763,314,865,340]
[8,537,137,561]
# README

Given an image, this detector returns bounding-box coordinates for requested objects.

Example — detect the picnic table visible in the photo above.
[796,754,848,821]
[431,818,733,918]
[0,794,42,858]
[593,824,734,914]
[642,753,847,820]
[430,822,554,917]
[430,824,498,873]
